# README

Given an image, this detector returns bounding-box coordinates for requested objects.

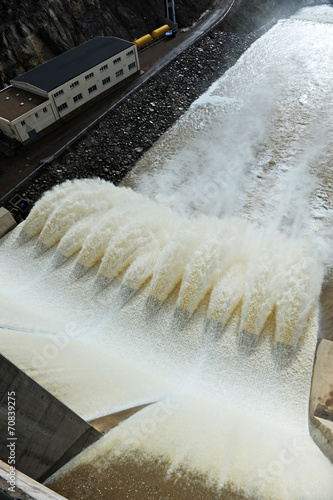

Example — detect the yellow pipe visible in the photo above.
[152,25,170,39]
[134,34,152,48]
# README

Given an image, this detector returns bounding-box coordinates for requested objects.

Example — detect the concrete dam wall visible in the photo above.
[0,353,101,483]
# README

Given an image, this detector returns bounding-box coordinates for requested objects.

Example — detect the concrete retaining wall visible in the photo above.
[0,353,101,482]
[0,208,16,238]
[311,417,333,463]
[0,460,68,499]
[310,339,333,422]
[309,339,333,463]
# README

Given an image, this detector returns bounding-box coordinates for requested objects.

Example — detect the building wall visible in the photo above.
[12,101,57,143]
[49,44,139,120]
[9,81,49,98]
[0,117,15,140]
[0,42,139,143]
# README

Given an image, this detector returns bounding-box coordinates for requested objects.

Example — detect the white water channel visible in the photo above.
[1,5,333,499]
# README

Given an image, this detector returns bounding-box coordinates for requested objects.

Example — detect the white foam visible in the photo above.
[292,5,333,24]
[1,7,333,499]
[125,18,333,259]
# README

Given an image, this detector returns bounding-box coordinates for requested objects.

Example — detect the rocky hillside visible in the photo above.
[0,0,213,88]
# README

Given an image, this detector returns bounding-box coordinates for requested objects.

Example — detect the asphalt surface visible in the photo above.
[0,0,236,202]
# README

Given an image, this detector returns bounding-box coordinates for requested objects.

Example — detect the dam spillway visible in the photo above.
[15,179,324,352]
[1,5,333,500]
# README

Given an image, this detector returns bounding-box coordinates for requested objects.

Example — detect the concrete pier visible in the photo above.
[0,208,16,238]
[89,402,154,434]
[309,339,333,462]
[0,354,101,483]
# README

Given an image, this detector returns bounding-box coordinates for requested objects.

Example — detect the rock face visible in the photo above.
[0,0,213,88]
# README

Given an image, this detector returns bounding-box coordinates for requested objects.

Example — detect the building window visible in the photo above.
[73,93,83,103]
[126,50,134,56]
[88,85,97,94]
[70,80,79,89]
[21,120,26,126]
[113,57,121,64]
[43,107,48,113]
[53,89,64,98]
[102,76,111,85]
[100,64,108,72]
[57,102,68,112]
[128,62,136,70]
[85,72,94,80]
[35,112,39,118]
[116,69,124,78]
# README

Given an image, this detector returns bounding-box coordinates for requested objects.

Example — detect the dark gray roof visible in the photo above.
[12,37,134,93]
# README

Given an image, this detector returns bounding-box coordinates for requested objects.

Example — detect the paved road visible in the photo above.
[0,0,235,202]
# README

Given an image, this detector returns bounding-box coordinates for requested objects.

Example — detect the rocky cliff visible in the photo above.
[0,0,213,88]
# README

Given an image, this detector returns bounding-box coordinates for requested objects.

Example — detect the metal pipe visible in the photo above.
[171,0,176,24]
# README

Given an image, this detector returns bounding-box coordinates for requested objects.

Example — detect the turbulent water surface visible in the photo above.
[1,5,333,500]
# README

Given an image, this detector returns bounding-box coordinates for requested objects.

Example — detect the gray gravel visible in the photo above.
[18,27,265,206]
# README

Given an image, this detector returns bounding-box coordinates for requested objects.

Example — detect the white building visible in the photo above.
[0,37,140,143]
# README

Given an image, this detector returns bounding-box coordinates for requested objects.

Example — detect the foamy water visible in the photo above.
[125,15,333,254]
[292,4,333,23]
[1,5,333,500]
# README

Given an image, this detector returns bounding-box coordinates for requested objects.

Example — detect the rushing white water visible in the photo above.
[126,13,333,253]
[292,4,333,23]
[1,6,333,500]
